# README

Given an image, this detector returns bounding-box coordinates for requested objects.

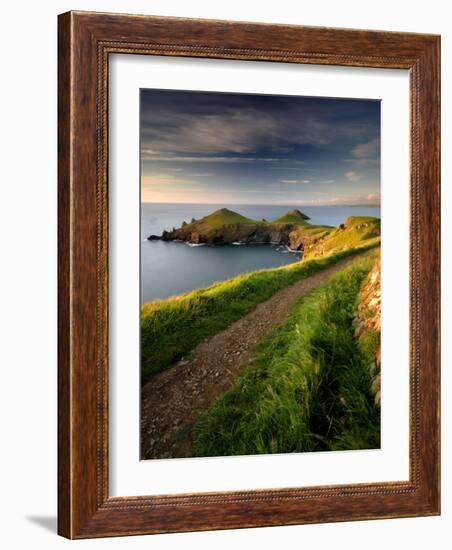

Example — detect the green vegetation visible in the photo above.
[359,329,380,362]
[159,209,379,253]
[296,225,332,235]
[185,208,258,231]
[141,243,378,384]
[272,209,311,224]
[170,208,267,245]
[193,253,380,456]
[304,216,381,260]
[185,207,313,231]
[290,224,333,239]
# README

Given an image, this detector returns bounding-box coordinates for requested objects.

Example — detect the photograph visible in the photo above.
[38,1,441,540]
[0,0,444,544]
[140,89,382,460]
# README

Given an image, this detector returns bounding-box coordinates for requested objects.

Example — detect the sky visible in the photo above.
[140,89,380,206]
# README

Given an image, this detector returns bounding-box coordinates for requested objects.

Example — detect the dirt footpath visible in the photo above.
[141,253,365,459]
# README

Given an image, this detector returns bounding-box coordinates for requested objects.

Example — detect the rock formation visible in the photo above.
[147,208,381,263]
[354,256,381,406]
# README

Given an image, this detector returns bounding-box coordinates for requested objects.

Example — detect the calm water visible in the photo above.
[141,203,380,303]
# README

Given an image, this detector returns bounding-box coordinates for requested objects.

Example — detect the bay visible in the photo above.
[141,203,380,303]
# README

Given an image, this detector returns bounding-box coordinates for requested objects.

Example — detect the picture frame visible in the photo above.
[58,10,440,539]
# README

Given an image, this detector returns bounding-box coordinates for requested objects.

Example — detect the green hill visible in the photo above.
[303,216,380,259]
[187,208,258,231]
[273,209,310,225]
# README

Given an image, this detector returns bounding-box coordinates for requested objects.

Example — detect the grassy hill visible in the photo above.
[303,216,380,259]
[160,207,322,246]
[186,207,312,230]
[272,209,310,225]
[185,208,258,231]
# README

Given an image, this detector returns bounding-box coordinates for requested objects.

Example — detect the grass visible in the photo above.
[185,208,258,231]
[186,207,313,231]
[141,242,379,384]
[272,209,311,224]
[193,252,380,457]
[290,224,333,239]
[304,216,380,260]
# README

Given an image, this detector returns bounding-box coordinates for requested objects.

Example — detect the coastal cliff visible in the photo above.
[147,207,381,258]
[148,207,331,252]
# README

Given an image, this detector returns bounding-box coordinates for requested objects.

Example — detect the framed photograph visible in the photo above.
[58,11,440,538]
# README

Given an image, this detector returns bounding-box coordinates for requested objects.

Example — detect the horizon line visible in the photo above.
[140,201,381,207]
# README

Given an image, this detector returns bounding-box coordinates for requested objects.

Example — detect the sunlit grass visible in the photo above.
[303,216,381,260]
[140,242,379,384]
[193,252,380,456]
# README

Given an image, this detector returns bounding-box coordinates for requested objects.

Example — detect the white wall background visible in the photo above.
[0,1,449,548]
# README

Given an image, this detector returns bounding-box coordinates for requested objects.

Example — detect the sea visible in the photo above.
[141,203,380,303]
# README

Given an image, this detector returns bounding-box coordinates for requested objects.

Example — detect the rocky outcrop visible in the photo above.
[288,229,330,256]
[153,222,307,250]
[354,257,381,407]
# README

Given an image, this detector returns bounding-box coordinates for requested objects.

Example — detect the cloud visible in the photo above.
[367,193,380,202]
[345,170,362,182]
[352,138,380,159]
[141,106,333,156]
[141,174,196,188]
[141,152,282,163]
[279,179,311,184]
[292,193,380,206]
[140,93,379,160]
[269,164,307,170]
[141,173,211,202]
[140,92,381,204]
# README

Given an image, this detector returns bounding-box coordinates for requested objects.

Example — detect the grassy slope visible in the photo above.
[291,224,333,237]
[184,208,319,233]
[179,208,346,246]
[304,216,380,260]
[180,208,264,242]
[193,252,380,456]
[185,208,259,231]
[272,209,311,224]
[141,243,378,384]
[272,209,334,239]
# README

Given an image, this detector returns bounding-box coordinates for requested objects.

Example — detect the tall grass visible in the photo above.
[193,253,380,456]
[141,243,378,384]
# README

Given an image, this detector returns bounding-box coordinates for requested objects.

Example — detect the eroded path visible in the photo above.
[141,253,365,459]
